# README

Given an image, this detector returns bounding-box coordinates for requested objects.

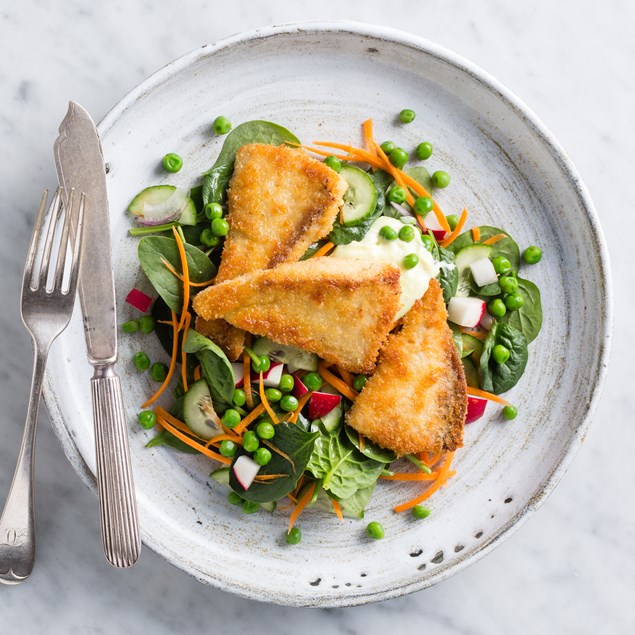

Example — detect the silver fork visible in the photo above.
[0,188,85,585]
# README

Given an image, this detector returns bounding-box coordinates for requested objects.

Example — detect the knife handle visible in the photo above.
[91,365,141,568]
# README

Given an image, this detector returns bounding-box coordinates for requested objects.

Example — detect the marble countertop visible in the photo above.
[1,1,632,633]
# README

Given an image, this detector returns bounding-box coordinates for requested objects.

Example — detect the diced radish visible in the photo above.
[125,288,153,313]
[448,297,486,328]
[466,396,487,423]
[250,362,284,387]
[292,375,308,399]
[470,257,498,287]
[231,363,245,388]
[423,211,447,241]
[309,392,342,420]
[232,455,260,490]
[480,311,495,330]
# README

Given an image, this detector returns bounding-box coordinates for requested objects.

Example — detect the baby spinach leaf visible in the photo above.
[462,356,480,388]
[448,226,521,271]
[436,245,458,302]
[404,165,433,192]
[202,120,300,205]
[471,279,502,297]
[138,236,215,313]
[334,484,377,519]
[344,425,397,462]
[307,429,385,500]
[479,322,528,394]
[500,277,543,343]
[229,422,318,503]
[146,429,199,454]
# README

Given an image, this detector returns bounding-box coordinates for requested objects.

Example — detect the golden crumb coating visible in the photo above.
[192,257,401,374]
[346,279,467,455]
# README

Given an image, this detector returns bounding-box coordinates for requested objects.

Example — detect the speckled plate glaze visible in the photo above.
[43,22,611,606]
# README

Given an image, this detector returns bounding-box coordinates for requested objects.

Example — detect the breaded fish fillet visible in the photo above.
[346,279,467,455]
[195,143,348,359]
[192,257,401,374]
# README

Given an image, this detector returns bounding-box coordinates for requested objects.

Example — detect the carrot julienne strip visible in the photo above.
[142,311,179,408]
[154,406,202,438]
[482,233,508,245]
[180,310,191,392]
[193,365,202,381]
[371,140,414,206]
[260,372,279,424]
[160,257,215,288]
[312,141,384,167]
[440,208,468,248]
[311,241,335,258]
[466,386,510,405]
[172,227,190,332]
[459,327,487,341]
[336,365,355,387]
[472,227,481,242]
[262,440,296,472]
[232,403,266,435]
[331,498,344,522]
[362,118,376,156]
[288,391,313,424]
[319,361,359,401]
[288,481,317,532]
[380,472,439,482]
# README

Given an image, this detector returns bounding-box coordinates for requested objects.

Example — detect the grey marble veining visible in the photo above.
[0,1,633,633]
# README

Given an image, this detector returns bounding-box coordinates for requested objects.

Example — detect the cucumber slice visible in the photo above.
[454,244,493,297]
[252,337,318,372]
[462,357,480,388]
[183,380,223,440]
[339,165,378,226]
[319,401,343,434]
[259,500,276,513]
[461,333,484,359]
[210,467,230,486]
[128,185,197,226]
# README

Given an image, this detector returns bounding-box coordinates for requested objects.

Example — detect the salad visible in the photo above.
[122,111,543,545]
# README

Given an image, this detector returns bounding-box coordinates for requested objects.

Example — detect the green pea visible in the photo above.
[421,234,435,251]
[264,388,282,403]
[286,527,302,545]
[232,389,247,407]
[353,374,367,391]
[380,140,396,154]
[411,504,431,519]
[132,351,151,372]
[492,256,512,275]
[278,374,294,393]
[121,320,139,333]
[379,225,398,241]
[137,410,157,429]
[492,344,511,364]
[253,355,271,373]
[242,500,260,514]
[414,196,433,216]
[399,108,416,123]
[200,228,221,247]
[221,408,241,428]
[487,298,507,318]
[398,225,415,243]
[499,275,518,294]
[150,362,168,382]
[243,431,259,453]
[280,395,299,412]
[138,315,155,334]
[219,440,238,458]
[211,217,229,237]
[387,186,407,204]
[389,147,409,169]
[523,245,542,264]
[366,521,385,540]
[161,153,182,173]
[446,214,460,231]
[502,405,518,420]
[303,372,323,392]
[415,142,433,160]
[504,293,524,311]
[253,447,272,466]
[324,155,341,172]
[204,202,223,220]
[432,170,451,189]
[256,421,275,440]
[403,253,419,269]
[228,491,242,506]
[213,115,232,135]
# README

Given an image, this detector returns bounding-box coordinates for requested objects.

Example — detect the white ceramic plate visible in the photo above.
[44,22,611,607]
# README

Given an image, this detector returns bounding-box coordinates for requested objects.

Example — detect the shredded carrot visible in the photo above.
[154,406,203,439]
[232,402,266,435]
[291,475,305,499]
[243,335,253,410]
[313,141,385,167]
[331,498,344,522]
[358,432,365,451]
[193,365,201,381]
[472,227,481,242]
[319,361,359,402]
[466,386,510,405]
[380,472,439,482]
[311,241,335,259]
[459,327,487,341]
[204,433,242,448]
[288,481,317,532]
[277,500,295,511]
[262,440,295,471]
[426,452,442,466]
[482,233,508,245]
[160,257,215,288]
[259,372,279,424]
[336,365,355,387]
[371,140,414,206]
[180,310,191,392]
[362,118,376,156]
[253,473,287,482]
[142,311,179,408]
[394,452,455,512]
[440,208,468,248]
[288,390,313,424]
[172,227,190,332]
[299,145,362,162]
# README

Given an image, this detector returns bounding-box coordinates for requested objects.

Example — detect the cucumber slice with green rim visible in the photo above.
[319,401,343,434]
[210,467,230,486]
[339,165,378,227]
[462,356,480,389]
[183,379,223,440]
[128,185,197,226]
[259,500,276,513]
[461,333,484,359]
[252,337,318,372]
[454,244,493,297]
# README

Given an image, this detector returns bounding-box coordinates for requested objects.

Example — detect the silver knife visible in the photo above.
[54,102,140,568]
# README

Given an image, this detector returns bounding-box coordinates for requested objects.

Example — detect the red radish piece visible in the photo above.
[292,375,308,399]
[309,392,342,420]
[232,455,260,490]
[423,211,447,241]
[231,363,245,388]
[250,362,284,388]
[470,257,498,287]
[480,310,495,331]
[125,288,153,313]
[448,297,486,327]
[466,396,487,423]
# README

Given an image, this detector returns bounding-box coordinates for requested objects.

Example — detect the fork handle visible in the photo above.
[91,365,141,568]
[0,343,48,584]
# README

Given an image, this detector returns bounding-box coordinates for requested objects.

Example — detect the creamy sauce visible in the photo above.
[331,217,439,319]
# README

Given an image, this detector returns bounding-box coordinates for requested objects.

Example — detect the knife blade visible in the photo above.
[54,102,140,568]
